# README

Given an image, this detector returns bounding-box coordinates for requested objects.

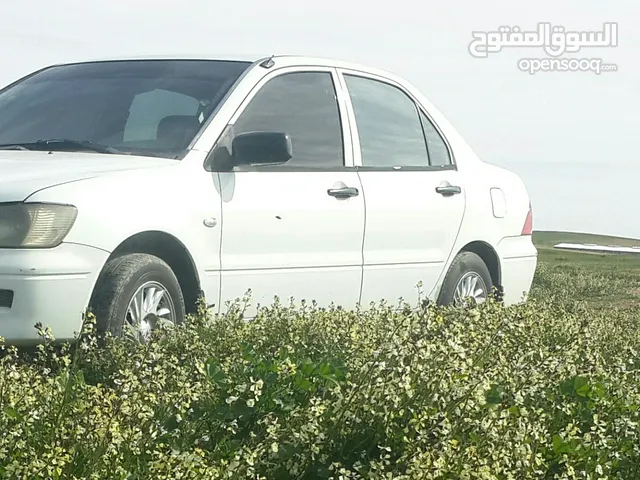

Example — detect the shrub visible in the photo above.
[1,276,640,478]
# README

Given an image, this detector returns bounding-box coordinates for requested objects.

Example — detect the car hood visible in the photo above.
[0,151,178,202]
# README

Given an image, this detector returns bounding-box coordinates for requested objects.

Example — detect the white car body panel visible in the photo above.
[0,152,177,202]
[24,150,223,319]
[212,65,365,315]
[332,67,468,306]
[0,54,538,342]
[217,171,365,313]
[0,243,110,340]
[355,169,466,307]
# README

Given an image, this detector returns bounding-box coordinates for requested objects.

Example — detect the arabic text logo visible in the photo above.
[468,22,618,58]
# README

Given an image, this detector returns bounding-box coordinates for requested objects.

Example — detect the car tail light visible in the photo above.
[521,203,533,235]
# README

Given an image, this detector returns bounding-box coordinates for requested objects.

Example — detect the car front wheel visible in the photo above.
[89,253,185,342]
[436,251,493,307]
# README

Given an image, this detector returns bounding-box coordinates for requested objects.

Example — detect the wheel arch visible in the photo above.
[459,240,502,294]
[91,230,202,314]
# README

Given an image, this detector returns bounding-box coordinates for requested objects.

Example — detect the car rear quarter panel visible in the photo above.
[431,158,537,300]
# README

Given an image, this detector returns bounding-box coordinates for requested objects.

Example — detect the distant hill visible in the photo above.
[533,231,640,250]
[533,230,640,267]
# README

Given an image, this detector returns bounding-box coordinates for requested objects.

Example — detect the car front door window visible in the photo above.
[229,71,345,169]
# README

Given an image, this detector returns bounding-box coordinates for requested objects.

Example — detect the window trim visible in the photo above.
[336,68,457,173]
[204,65,355,173]
[417,108,453,169]
[184,68,255,154]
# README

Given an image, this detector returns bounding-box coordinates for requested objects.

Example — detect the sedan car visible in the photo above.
[0,54,537,343]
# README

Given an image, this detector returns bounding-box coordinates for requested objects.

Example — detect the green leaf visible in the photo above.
[4,406,18,419]
[294,375,312,391]
[576,382,591,398]
[552,435,572,454]
[205,358,226,384]
[592,382,606,399]
[301,358,315,375]
[573,376,589,397]
[319,363,333,376]
[485,384,503,405]
[560,377,575,396]
[75,369,86,385]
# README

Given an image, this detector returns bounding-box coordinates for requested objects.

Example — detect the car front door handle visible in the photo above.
[435,185,462,196]
[327,186,359,198]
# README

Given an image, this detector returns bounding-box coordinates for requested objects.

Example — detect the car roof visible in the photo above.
[79,52,266,63]
[54,53,400,83]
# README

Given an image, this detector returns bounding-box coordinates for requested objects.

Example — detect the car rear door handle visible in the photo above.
[435,185,462,196]
[327,186,359,198]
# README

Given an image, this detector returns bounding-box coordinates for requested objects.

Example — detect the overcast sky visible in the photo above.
[2,0,638,238]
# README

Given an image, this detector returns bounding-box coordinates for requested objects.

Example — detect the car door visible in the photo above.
[337,70,466,306]
[214,67,365,315]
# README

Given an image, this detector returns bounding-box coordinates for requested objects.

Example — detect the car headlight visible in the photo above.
[0,203,78,248]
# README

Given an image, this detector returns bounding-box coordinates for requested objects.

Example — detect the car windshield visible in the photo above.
[0,59,252,158]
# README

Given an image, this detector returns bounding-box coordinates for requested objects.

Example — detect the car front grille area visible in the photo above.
[0,289,14,309]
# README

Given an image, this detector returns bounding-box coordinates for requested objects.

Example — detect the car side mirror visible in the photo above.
[231,131,292,166]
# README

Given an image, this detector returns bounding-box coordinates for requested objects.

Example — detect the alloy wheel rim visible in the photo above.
[125,281,176,342]
[453,272,488,307]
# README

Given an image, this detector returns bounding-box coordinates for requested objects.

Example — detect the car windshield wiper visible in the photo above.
[35,139,123,154]
[0,139,122,154]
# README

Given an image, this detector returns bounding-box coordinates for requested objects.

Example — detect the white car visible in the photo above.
[0,54,537,343]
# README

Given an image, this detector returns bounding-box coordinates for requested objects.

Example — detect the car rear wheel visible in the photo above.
[89,253,185,342]
[437,251,493,307]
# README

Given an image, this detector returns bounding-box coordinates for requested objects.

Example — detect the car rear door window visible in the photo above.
[419,110,452,166]
[343,74,428,168]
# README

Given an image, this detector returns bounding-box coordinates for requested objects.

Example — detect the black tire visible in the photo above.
[89,253,186,339]
[436,251,493,306]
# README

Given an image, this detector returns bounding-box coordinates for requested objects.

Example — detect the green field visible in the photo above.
[533,230,640,250]
[532,230,640,309]
[2,230,640,478]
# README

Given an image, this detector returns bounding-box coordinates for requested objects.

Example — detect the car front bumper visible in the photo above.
[0,243,109,343]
